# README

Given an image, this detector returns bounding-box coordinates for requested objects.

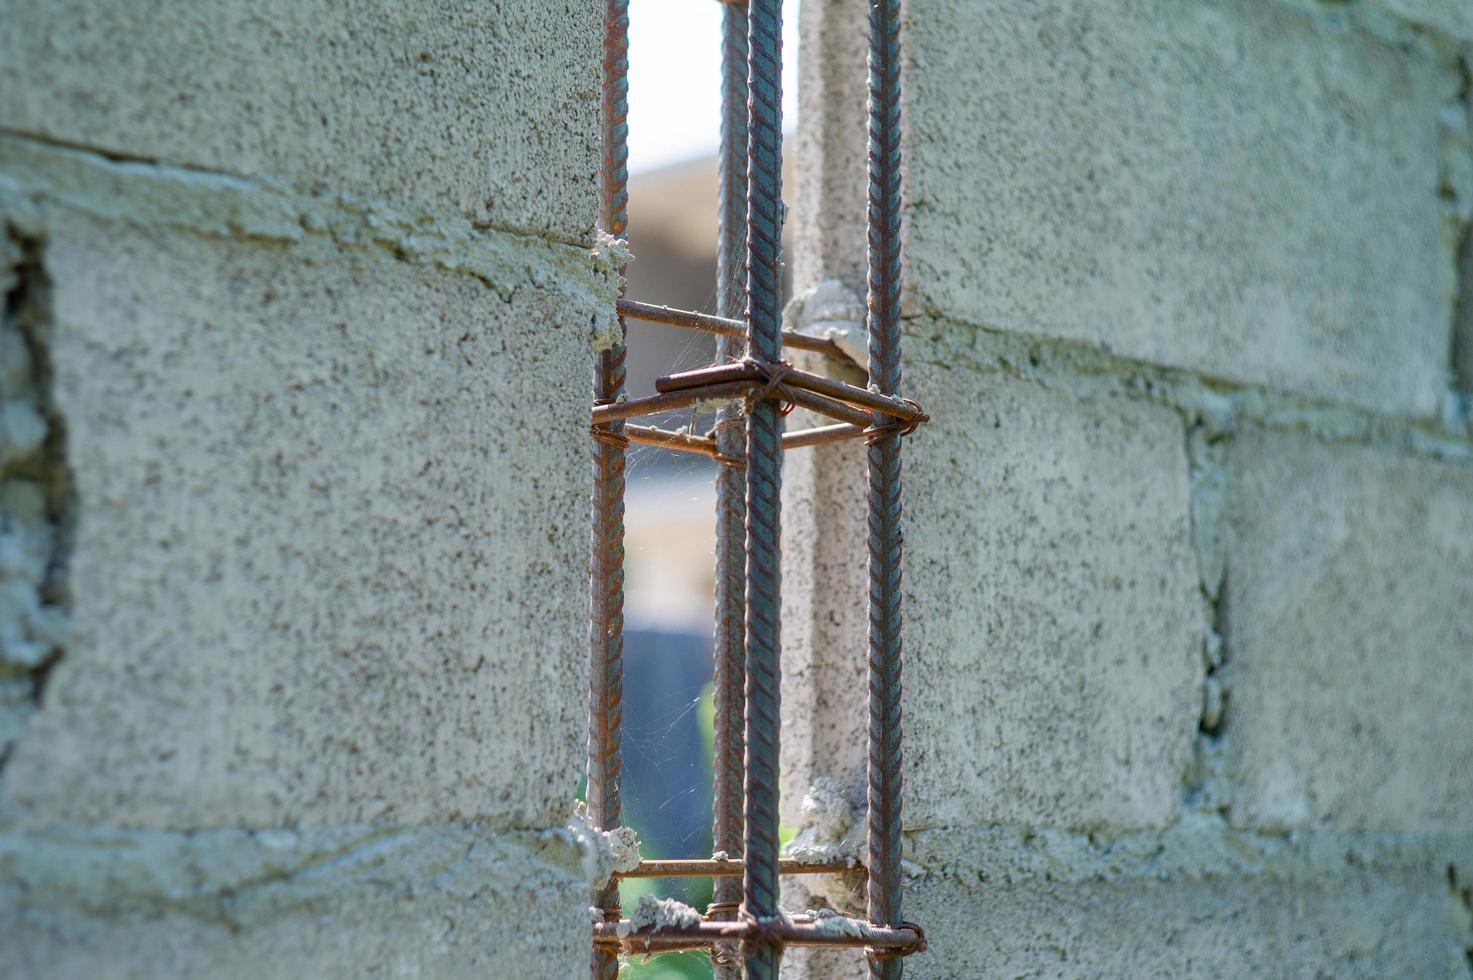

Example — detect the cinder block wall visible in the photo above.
[0,4,608,977]
[784,0,1473,976]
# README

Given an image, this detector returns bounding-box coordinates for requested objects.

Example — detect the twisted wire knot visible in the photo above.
[741,357,796,415]
[589,424,630,450]
[864,397,927,443]
[866,921,927,961]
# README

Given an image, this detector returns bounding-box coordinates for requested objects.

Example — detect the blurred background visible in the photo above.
[612,2,798,976]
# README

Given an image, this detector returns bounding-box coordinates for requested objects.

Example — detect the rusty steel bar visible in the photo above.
[590,381,756,425]
[866,0,906,976]
[711,1,750,974]
[592,917,925,955]
[590,380,870,430]
[614,857,853,879]
[743,0,785,976]
[781,387,876,429]
[617,299,848,359]
[654,362,924,424]
[625,425,720,458]
[782,423,867,450]
[589,1,629,978]
[619,420,875,459]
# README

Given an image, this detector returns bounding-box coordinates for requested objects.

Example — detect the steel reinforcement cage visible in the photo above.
[586,1,926,977]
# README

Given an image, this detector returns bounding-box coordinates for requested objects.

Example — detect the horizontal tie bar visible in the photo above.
[614,857,853,879]
[618,298,848,360]
[654,362,925,424]
[591,379,875,429]
[592,915,925,955]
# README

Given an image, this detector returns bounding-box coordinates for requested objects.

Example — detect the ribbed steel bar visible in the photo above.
[616,299,847,358]
[865,0,905,977]
[711,2,749,976]
[743,0,784,976]
[589,1,629,977]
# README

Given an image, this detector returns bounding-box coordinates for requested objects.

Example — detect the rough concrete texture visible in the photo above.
[1223,429,1473,832]
[1371,0,1473,40]
[904,0,1453,417]
[784,340,1202,832]
[0,0,600,242]
[902,357,1202,830]
[0,206,591,830]
[792,0,870,296]
[1,821,595,979]
[780,395,869,829]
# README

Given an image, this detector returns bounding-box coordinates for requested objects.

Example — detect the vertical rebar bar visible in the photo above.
[590,1,629,977]
[865,0,905,978]
[743,0,784,977]
[711,1,750,977]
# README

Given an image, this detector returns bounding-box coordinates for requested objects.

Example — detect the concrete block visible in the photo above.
[905,0,1452,417]
[1,211,590,829]
[785,871,1466,979]
[0,1,601,241]
[784,351,1203,832]
[1371,0,1473,40]
[1223,430,1473,832]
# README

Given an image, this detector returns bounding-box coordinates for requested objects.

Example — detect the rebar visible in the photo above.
[616,298,847,359]
[655,362,925,423]
[742,0,785,976]
[615,857,852,879]
[593,915,925,956]
[711,1,750,973]
[589,1,629,977]
[865,0,905,977]
[587,0,925,972]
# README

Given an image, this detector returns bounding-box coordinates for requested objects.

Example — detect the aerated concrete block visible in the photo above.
[1,211,591,830]
[784,351,1203,832]
[1223,430,1473,832]
[905,0,1452,417]
[0,1,600,241]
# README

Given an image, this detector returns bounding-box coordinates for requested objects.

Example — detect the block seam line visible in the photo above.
[0,130,613,312]
[0,814,626,931]
[0,127,596,251]
[902,313,1473,466]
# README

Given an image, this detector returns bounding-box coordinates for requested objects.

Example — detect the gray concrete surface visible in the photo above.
[1371,0,1473,40]
[898,359,1201,831]
[1223,428,1473,832]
